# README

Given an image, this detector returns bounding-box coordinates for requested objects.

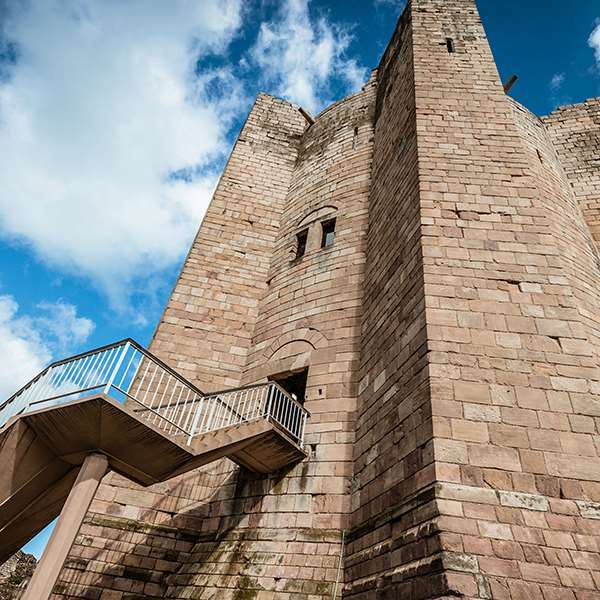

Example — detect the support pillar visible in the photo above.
[22,453,108,600]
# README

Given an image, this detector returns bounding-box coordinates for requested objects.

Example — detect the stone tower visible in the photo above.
[52,0,600,598]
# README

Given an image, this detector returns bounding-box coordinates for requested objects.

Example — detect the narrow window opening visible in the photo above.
[271,368,308,404]
[352,127,359,150]
[446,38,455,53]
[321,218,336,249]
[296,229,308,259]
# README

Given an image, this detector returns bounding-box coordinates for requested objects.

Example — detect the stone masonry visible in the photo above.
[49,0,600,598]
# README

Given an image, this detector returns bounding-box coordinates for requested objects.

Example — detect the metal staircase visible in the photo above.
[0,340,309,598]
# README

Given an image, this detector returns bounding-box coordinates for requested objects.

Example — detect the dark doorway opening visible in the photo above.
[270,369,308,404]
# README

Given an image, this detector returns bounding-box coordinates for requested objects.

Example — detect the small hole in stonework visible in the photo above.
[446,38,455,53]
[352,127,359,150]
[500,278,520,287]
[310,444,317,453]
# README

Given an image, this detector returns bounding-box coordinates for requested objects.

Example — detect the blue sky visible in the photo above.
[0,0,598,558]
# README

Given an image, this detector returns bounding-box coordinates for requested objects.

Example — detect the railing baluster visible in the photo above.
[94,348,117,388]
[118,346,136,391]
[164,376,179,421]
[141,362,159,408]
[150,371,165,409]
[54,360,75,391]
[79,352,101,389]
[28,368,56,406]
[171,385,186,433]
[187,396,204,443]
[102,346,123,387]
[17,373,45,409]
[199,392,211,432]
[150,368,166,427]
[130,357,151,400]
[43,365,66,405]
[182,390,196,432]
[70,354,92,389]
[103,342,129,395]
[84,351,106,389]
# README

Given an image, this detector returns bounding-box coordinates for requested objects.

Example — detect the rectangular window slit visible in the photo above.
[321,218,336,249]
[296,229,308,259]
[446,38,455,53]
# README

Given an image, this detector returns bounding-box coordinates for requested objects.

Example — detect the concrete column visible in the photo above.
[22,453,108,600]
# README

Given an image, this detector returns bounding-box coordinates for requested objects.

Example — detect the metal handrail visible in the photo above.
[208,380,311,417]
[195,381,308,444]
[0,340,310,448]
[0,338,205,414]
[111,385,191,436]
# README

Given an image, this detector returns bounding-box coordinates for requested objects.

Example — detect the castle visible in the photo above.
[2,0,600,598]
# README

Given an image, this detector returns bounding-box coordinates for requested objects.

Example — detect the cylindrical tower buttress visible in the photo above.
[174,81,379,597]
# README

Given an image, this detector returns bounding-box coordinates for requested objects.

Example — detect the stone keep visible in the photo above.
[53,0,600,598]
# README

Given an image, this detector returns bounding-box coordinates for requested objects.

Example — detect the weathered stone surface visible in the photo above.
[0,552,36,600]
[498,491,549,512]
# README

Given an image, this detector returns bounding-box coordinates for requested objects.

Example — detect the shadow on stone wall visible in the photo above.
[58,462,289,598]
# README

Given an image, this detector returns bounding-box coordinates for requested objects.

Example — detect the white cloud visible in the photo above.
[0,0,243,310]
[34,301,95,353]
[549,73,565,91]
[0,295,94,399]
[251,0,368,115]
[590,22,600,65]
[0,296,49,400]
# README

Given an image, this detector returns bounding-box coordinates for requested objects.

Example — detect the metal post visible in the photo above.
[187,397,205,445]
[300,412,307,447]
[265,383,274,418]
[22,453,109,600]
[103,342,129,395]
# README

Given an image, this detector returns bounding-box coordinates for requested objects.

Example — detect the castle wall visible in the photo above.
[149,93,307,391]
[346,8,440,598]
[543,100,600,249]
[347,1,600,599]
[163,83,378,599]
[410,0,600,597]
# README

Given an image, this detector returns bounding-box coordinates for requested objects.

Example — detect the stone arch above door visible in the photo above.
[263,328,328,361]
